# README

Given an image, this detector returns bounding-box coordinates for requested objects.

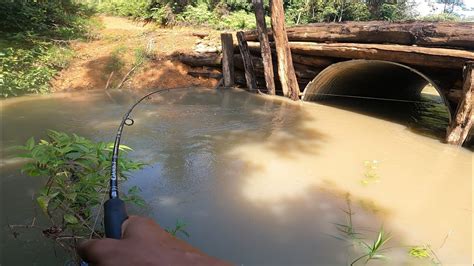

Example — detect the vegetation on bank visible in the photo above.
[12,131,145,260]
[0,0,470,98]
[0,1,99,97]
[87,0,471,28]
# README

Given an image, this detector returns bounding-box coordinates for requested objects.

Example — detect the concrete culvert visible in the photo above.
[301,60,453,120]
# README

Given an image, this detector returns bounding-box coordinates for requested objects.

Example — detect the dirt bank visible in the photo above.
[52,16,221,92]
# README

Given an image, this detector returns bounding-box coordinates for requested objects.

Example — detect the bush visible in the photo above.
[0,42,74,98]
[15,131,145,255]
[220,10,257,29]
[0,1,97,98]
[0,1,95,39]
[177,3,219,26]
[420,12,462,21]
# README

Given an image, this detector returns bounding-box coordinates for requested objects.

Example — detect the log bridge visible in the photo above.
[178,21,474,145]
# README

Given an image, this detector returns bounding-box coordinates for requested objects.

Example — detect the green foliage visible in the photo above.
[0,1,98,98]
[165,219,190,238]
[420,12,462,21]
[220,10,257,29]
[408,245,441,264]
[361,160,380,185]
[177,3,219,26]
[16,131,145,248]
[332,198,392,265]
[89,0,415,29]
[351,228,391,265]
[409,246,431,258]
[94,0,153,18]
[0,1,95,39]
[0,42,74,97]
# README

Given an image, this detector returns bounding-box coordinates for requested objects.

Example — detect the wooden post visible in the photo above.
[252,0,276,95]
[236,31,258,92]
[221,33,234,87]
[270,0,300,100]
[446,62,473,145]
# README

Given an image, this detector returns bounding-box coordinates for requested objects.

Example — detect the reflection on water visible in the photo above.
[0,88,472,265]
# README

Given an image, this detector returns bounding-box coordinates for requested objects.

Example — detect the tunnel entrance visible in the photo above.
[301,60,453,138]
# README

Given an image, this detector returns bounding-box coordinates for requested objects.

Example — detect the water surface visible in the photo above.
[1,88,472,265]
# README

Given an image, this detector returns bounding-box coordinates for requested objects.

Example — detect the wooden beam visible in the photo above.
[221,33,235,87]
[285,42,474,69]
[270,0,300,100]
[236,31,258,92]
[446,62,474,145]
[233,54,322,80]
[176,53,222,67]
[252,0,276,95]
[243,21,474,51]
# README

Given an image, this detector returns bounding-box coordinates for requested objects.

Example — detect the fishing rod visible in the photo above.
[104,88,170,239]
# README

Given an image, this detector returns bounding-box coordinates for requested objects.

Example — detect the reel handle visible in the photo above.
[104,198,128,239]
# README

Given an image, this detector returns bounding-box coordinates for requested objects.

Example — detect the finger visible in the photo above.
[122,216,166,240]
[77,238,121,263]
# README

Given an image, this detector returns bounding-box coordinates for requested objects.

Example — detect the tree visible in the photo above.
[436,0,464,13]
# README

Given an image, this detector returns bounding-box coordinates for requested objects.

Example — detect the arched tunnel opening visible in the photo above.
[302,60,453,139]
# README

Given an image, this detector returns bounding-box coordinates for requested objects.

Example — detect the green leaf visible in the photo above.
[36,192,59,214]
[26,137,35,150]
[66,192,77,201]
[64,214,79,224]
[37,195,50,214]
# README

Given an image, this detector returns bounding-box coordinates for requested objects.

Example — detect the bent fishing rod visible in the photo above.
[104,88,171,239]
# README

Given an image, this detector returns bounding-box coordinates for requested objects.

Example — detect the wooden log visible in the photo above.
[221,33,235,87]
[446,62,474,145]
[236,31,258,92]
[176,53,222,67]
[187,70,222,79]
[243,21,474,50]
[247,42,340,68]
[270,0,300,100]
[285,42,474,69]
[233,54,321,81]
[252,0,276,95]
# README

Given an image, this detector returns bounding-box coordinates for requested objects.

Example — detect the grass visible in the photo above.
[332,197,392,265]
[105,45,127,73]
[351,228,392,265]
[0,3,101,98]
[165,220,190,238]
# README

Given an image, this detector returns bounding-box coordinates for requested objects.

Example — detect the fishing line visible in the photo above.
[303,92,443,105]
[100,84,224,240]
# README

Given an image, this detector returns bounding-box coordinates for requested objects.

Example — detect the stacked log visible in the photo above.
[243,21,474,51]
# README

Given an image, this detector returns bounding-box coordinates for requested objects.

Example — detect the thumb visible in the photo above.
[77,238,121,263]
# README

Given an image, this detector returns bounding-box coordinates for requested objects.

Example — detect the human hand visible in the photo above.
[78,216,231,266]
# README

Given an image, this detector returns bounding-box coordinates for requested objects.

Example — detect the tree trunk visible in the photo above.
[221,33,235,87]
[253,0,276,95]
[236,31,258,92]
[446,62,474,145]
[243,21,474,51]
[175,53,222,67]
[270,0,300,100]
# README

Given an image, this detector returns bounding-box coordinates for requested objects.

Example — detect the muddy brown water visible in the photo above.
[0,88,472,265]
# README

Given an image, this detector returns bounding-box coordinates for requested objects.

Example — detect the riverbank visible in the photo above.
[51,16,221,92]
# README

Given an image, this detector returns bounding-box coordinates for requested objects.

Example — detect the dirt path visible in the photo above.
[52,16,220,92]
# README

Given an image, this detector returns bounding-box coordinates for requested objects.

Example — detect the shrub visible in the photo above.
[220,10,257,29]
[0,42,74,98]
[14,131,145,254]
[0,1,98,98]
[177,3,219,26]
[420,12,462,21]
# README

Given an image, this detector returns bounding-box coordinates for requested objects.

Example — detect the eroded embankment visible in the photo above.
[52,16,222,92]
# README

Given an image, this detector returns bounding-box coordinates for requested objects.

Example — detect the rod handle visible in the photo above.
[104,198,128,239]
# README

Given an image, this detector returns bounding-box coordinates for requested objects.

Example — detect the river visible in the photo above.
[0,87,472,265]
